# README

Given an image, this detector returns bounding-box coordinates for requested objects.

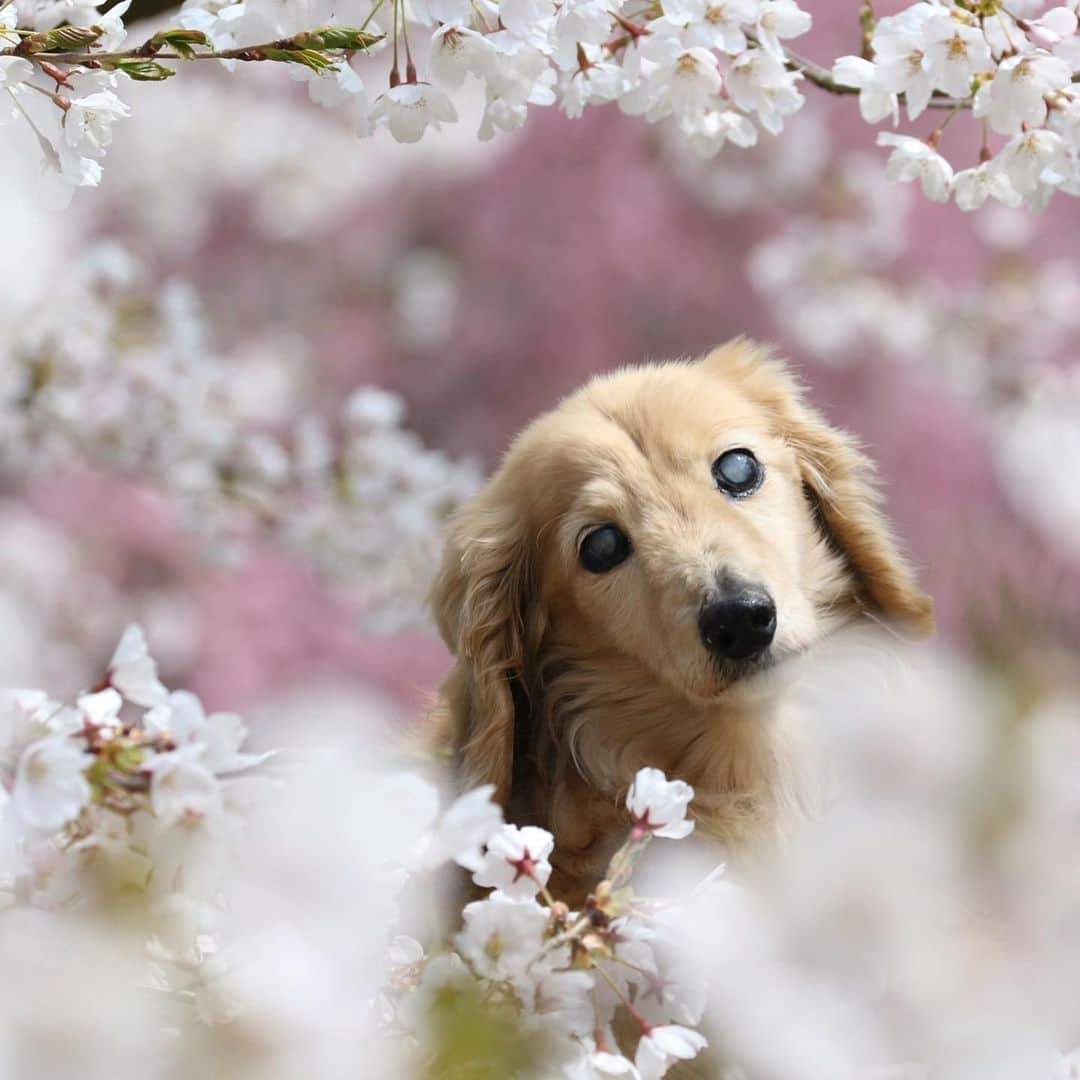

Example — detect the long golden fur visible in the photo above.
[430,340,933,901]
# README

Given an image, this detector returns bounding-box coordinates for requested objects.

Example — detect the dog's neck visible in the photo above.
[520,647,813,900]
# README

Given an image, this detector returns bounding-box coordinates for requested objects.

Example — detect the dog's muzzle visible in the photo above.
[698,583,777,661]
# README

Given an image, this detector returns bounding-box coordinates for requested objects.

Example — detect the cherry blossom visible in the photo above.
[429,784,505,871]
[974,51,1073,135]
[626,767,695,839]
[148,746,224,824]
[952,161,1022,211]
[752,0,811,62]
[0,0,1076,209]
[923,10,991,100]
[62,90,131,160]
[106,624,169,706]
[472,823,555,899]
[634,1024,709,1080]
[877,132,954,202]
[831,55,899,125]
[11,736,91,831]
[371,83,459,144]
[455,890,551,993]
[662,0,756,55]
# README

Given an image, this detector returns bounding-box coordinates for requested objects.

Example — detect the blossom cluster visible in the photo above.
[0,0,381,204]
[0,624,268,910]
[833,1,1080,210]
[0,244,481,627]
[7,624,1080,1077]
[8,0,1080,206]
[2,0,815,193]
[387,765,711,1080]
[0,625,713,1077]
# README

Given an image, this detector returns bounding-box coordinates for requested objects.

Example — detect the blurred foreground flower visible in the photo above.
[0,622,714,1078]
[2,624,1080,1076]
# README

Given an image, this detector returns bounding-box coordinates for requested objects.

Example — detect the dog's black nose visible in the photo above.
[698,587,777,660]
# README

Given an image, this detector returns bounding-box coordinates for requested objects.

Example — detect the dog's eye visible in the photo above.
[712,449,763,497]
[579,525,631,574]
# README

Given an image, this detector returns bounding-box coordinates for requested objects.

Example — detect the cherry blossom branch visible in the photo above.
[7,26,383,76]
[765,38,973,111]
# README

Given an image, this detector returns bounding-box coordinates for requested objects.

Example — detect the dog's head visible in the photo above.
[431,340,933,802]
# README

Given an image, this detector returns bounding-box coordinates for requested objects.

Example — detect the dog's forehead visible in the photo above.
[577,364,772,458]
[505,364,776,510]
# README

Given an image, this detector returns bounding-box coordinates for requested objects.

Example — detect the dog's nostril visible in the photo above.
[698,588,776,662]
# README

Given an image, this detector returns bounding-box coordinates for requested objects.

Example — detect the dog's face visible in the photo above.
[432,341,933,801]
[531,361,840,704]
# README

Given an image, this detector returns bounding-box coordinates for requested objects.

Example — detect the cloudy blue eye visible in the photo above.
[712,449,763,497]
[579,525,631,574]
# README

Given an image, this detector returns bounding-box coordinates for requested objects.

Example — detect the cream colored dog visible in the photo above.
[430,340,933,900]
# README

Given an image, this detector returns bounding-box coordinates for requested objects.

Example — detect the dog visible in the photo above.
[429,339,933,902]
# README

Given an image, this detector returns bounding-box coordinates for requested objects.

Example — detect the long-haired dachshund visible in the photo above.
[430,340,933,900]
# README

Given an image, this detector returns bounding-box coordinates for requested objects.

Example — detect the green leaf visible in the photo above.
[110,58,177,80]
[260,46,338,71]
[303,26,383,50]
[149,27,210,58]
[25,24,102,52]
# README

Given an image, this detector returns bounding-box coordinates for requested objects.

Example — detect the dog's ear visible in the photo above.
[430,487,541,805]
[704,339,934,636]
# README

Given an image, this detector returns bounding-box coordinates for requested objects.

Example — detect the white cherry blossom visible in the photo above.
[63,91,131,161]
[626,767,695,839]
[477,34,555,140]
[1027,6,1079,52]
[455,891,551,993]
[973,52,1073,135]
[661,0,755,55]
[923,10,991,99]
[370,83,458,143]
[868,3,938,121]
[12,736,91,831]
[107,624,169,706]
[952,161,1021,211]
[877,131,954,202]
[629,46,723,128]
[430,25,498,88]
[725,46,803,134]
[148,745,224,823]
[996,127,1071,198]
[550,0,615,70]
[752,0,811,62]
[686,106,757,157]
[634,1024,708,1080]
[472,823,554,898]
[76,688,123,733]
[831,55,899,125]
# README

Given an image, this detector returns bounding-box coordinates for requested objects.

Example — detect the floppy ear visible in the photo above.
[704,339,934,636]
[429,489,542,805]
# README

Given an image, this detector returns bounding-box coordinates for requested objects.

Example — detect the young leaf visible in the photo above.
[25,24,102,52]
[111,58,177,81]
[304,26,383,50]
[260,47,338,71]
[149,28,210,59]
